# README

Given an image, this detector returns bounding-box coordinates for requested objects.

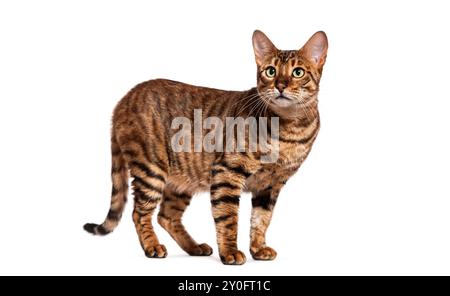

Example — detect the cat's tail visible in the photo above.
[84,133,129,235]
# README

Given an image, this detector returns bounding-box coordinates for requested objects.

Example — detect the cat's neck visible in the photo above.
[276,100,319,126]
[236,88,319,127]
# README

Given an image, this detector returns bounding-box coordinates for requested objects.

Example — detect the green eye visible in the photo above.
[265,66,276,78]
[292,67,305,78]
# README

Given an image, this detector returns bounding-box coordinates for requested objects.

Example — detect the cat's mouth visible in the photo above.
[276,95,292,101]
[272,95,297,107]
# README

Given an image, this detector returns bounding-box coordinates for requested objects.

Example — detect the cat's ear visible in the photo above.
[252,30,277,65]
[299,31,328,67]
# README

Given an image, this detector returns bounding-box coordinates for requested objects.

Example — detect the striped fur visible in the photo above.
[84,30,328,265]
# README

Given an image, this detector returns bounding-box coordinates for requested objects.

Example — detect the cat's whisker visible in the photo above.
[257,91,272,117]
[249,100,264,118]
[233,93,259,107]
[234,94,261,117]
[256,94,270,118]
[235,97,260,118]
[261,93,273,118]
[284,89,317,122]
[235,90,272,118]
[249,94,268,118]
[231,93,262,114]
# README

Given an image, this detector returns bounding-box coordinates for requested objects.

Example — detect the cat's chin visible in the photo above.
[269,100,317,119]
[269,103,300,118]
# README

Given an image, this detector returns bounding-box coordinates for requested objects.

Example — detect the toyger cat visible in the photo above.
[84,30,328,265]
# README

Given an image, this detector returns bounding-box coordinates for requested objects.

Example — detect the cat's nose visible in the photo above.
[276,82,287,93]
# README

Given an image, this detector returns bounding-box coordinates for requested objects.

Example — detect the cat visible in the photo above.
[84,30,328,265]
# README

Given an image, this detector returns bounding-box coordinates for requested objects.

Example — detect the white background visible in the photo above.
[0,0,449,276]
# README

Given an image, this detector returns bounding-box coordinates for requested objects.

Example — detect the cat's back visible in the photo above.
[113,78,246,138]
[117,79,239,114]
[142,78,232,98]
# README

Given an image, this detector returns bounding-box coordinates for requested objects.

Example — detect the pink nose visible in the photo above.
[276,83,287,93]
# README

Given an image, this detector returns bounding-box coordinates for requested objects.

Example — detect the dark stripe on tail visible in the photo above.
[83,223,110,235]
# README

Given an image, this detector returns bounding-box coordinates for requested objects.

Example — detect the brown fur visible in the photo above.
[84,30,328,265]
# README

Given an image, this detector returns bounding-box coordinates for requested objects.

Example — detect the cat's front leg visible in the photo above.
[210,161,250,265]
[250,182,283,260]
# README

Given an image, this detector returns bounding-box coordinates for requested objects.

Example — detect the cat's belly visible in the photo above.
[166,151,216,194]
[167,174,211,195]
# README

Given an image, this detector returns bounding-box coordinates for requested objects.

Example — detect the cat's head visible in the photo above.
[252,30,328,117]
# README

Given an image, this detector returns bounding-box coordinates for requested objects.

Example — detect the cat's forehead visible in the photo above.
[277,50,297,62]
[272,50,302,66]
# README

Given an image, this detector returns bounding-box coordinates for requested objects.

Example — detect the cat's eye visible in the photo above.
[265,66,276,78]
[292,67,305,78]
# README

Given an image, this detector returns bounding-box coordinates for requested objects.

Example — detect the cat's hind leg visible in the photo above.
[118,131,169,258]
[116,114,170,258]
[158,186,213,256]
[129,160,168,258]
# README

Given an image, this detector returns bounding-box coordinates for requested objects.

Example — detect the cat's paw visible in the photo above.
[187,243,213,256]
[220,250,247,265]
[144,244,168,258]
[251,246,277,261]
